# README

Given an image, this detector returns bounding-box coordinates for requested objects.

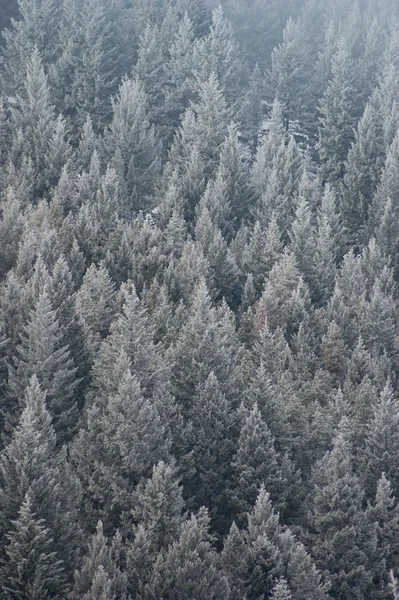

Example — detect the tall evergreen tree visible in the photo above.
[230,402,283,522]
[104,76,161,215]
[70,521,127,600]
[0,376,82,574]
[317,38,359,185]
[147,508,230,600]
[7,289,79,441]
[309,421,376,599]
[0,492,67,599]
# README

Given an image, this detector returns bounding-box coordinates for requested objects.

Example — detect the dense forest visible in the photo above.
[0,0,398,598]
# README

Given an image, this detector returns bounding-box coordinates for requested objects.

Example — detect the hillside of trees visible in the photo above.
[0,0,398,598]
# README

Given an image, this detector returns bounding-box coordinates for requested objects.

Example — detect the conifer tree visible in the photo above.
[10,47,57,200]
[270,15,314,139]
[90,282,166,401]
[70,521,127,600]
[309,422,375,599]
[131,460,185,552]
[192,6,242,104]
[0,492,67,599]
[2,0,62,96]
[147,508,230,600]
[105,76,161,214]
[314,184,342,304]
[75,263,117,356]
[341,102,384,246]
[72,367,171,532]
[231,402,283,522]
[194,205,240,305]
[363,383,399,498]
[366,473,399,600]
[270,577,293,600]
[186,372,236,531]
[169,278,241,413]
[7,289,79,441]
[317,38,359,185]
[0,376,82,573]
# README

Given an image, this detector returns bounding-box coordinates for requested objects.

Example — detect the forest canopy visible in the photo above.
[0,0,399,598]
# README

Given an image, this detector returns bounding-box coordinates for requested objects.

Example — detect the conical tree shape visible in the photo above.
[231,402,283,521]
[0,492,67,599]
[169,278,241,413]
[186,372,236,531]
[131,460,185,552]
[147,508,230,600]
[366,473,399,600]
[363,383,399,498]
[90,282,166,402]
[0,375,82,574]
[309,421,375,599]
[317,38,359,185]
[105,76,161,214]
[8,289,79,442]
[270,577,293,600]
[73,367,170,532]
[10,47,57,199]
[70,521,127,600]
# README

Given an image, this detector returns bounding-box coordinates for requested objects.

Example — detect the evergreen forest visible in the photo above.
[0,0,399,598]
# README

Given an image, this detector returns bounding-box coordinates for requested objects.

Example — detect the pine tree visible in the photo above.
[0,188,26,279]
[2,0,62,96]
[309,422,375,599]
[363,383,399,498]
[192,6,242,104]
[370,131,399,266]
[194,204,240,305]
[55,0,121,132]
[317,38,359,185]
[289,185,317,297]
[239,63,266,152]
[366,473,399,600]
[242,217,284,297]
[341,102,384,246]
[186,372,236,532]
[147,508,230,600]
[72,366,170,532]
[0,376,82,574]
[270,14,314,140]
[48,256,90,407]
[167,72,231,186]
[70,521,127,600]
[0,492,67,599]
[75,263,117,356]
[131,460,185,552]
[270,577,293,600]
[10,46,57,200]
[104,76,161,215]
[231,402,283,522]
[314,184,342,305]
[7,289,79,441]
[169,278,241,414]
[90,282,166,401]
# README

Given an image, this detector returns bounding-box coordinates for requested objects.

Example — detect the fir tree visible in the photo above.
[231,402,283,522]
[317,38,359,185]
[147,508,230,600]
[363,383,399,498]
[7,289,79,442]
[70,521,127,600]
[0,492,67,599]
[309,422,375,599]
[105,76,161,215]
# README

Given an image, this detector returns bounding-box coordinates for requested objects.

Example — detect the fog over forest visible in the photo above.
[0,0,399,598]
